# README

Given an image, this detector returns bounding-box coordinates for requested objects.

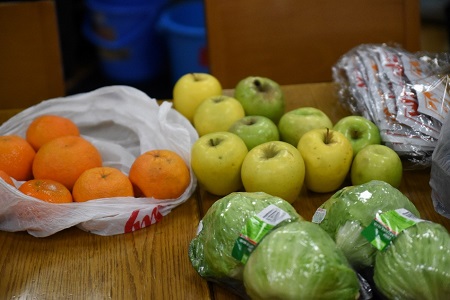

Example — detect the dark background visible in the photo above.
[55,0,450,100]
[56,0,179,100]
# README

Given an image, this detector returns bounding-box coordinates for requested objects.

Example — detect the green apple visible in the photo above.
[193,95,246,136]
[297,128,353,193]
[234,76,285,123]
[241,141,305,203]
[228,115,280,150]
[278,107,333,147]
[191,131,248,196]
[333,115,381,156]
[173,73,222,123]
[351,144,403,188]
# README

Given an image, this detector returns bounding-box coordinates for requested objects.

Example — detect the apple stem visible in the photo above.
[209,138,222,147]
[351,129,360,139]
[244,118,257,126]
[253,79,264,92]
[263,143,278,159]
[191,73,200,81]
[324,128,331,144]
[212,96,226,103]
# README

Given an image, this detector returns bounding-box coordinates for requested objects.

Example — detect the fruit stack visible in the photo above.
[174,73,404,203]
[0,116,190,203]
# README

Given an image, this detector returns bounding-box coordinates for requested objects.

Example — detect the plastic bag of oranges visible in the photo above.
[0,86,198,237]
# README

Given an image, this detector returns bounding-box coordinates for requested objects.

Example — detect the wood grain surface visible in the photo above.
[0,195,210,299]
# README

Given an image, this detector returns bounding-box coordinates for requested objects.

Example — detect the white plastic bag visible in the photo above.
[0,85,199,237]
[430,113,450,219]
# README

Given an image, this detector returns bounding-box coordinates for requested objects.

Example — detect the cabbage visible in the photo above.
[374,221,450,300]
[314,180,420,269]
[188,192,301,282]
[243,221,360,300]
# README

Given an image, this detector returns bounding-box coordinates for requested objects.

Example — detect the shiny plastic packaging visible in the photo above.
[188,191,301,295]
[333,44,450,169]
[312,180,420,269]
[0,86,198,237]
[189,192,376,299]
[373,221,450,300]
[243,221,361,300]
[430,112,450,219]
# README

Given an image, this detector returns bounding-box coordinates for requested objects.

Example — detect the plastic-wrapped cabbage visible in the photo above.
[243,221,360,300]
[188,192,301,283]
[312,180,420,269]
[374,221,450,300]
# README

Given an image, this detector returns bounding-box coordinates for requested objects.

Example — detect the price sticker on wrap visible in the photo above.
[361,208,424,251]
[231,205,291,264]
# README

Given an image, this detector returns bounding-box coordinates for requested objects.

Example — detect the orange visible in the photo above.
[72,166,134,202]
[0,135,36,181]
[0,170,15,187]
[18,179,73,203]
[129,149,190,200]
[26,114,80,151]
[32,135,103,191]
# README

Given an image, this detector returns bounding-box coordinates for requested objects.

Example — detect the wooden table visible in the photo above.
[1,83,449,299]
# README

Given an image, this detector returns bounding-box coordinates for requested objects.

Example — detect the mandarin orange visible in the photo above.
[72,166,134,202]
[129,149,190,200]
[26,114,80,151]
[19,179,73,203]
[0,170,15,187]
[0,135,36,181]
[32,135,102,190]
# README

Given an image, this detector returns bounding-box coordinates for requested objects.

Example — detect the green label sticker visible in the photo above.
[232,205,291,263]
[362,218,396,250]
[232,234,259,264]
[361,208,423,251]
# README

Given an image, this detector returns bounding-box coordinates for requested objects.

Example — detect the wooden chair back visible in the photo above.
[0,0,65,116]
[204,0,421,88]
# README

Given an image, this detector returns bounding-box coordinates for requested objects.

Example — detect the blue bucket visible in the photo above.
[83,0,169,82]
[157,0,209,84]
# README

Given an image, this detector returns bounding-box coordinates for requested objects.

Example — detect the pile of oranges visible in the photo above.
[0,115,190,204]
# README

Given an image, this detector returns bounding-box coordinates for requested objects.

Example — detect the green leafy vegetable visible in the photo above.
[314,180,420,269]
[374,221,450,300]
[188,191,301,281]
[243,221,360,300]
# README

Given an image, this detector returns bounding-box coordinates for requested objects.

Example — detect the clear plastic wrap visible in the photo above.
[373,221,450,299]
[243,221,361,300]
[312,180,420,269]
[332,44,450,169]
[188,191,301,297]
[189,191,374,299]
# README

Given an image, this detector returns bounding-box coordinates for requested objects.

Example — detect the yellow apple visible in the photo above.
[191,131,248,196]
[241,141,305,203]
[297,128,353,193]
[173,73,222,123]
[193,95,245,136]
